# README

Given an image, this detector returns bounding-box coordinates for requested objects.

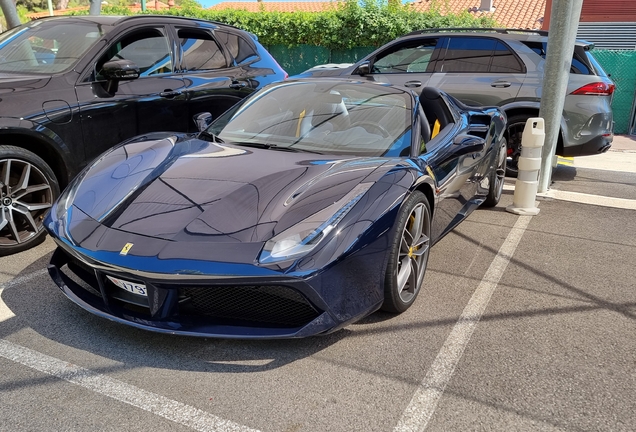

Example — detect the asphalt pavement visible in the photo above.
[1,139,635,431]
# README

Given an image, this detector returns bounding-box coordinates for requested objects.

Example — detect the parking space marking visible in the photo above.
[503,185,636,210]
[394,214,533,432]
[0,339,261,432]
[538,189,636,210]
[0,269,48,323]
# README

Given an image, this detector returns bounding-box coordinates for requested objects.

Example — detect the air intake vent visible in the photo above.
[178,285,320,328]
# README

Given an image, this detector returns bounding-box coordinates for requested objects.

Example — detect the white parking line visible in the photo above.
[394,214,533,432]
[538,189,636,210]
[0,269,48,323]
[0,268,48,290]
[504,184,636,210]
[0,339,261,432]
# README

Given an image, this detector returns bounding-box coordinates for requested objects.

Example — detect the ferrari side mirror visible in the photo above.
[193,112,213,132]
[354,61,371,76]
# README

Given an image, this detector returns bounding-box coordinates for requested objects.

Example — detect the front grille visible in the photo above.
[178,285,320,328]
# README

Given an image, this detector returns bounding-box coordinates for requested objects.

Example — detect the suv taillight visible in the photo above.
[570,82,615,96]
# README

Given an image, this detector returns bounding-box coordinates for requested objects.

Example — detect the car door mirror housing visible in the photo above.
[193,112,213,132]
[100,60,141,95]
[101,59,141,81]
[354,61,371,76]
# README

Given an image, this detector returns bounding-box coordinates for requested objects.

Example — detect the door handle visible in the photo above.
[160,90,181,98]
[229,81,247,89]
[491,81,511,88]
[404,80,422,88]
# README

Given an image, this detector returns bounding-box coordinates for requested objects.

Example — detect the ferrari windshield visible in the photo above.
[210,81,413,157]
[0,19,105,74]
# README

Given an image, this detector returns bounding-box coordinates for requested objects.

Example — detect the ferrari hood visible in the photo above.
[70,134,394,245]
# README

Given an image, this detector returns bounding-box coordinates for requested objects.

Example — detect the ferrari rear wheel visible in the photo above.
[482,138,507,207]
[382,191,431,313]
[0,146,59,256]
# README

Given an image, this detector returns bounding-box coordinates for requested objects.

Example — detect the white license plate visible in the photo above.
[106,275,147,297]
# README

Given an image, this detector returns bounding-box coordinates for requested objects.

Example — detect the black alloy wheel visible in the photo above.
[0,146,59,256]
[382,191,431,313]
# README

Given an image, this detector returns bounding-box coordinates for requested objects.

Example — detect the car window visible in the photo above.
[490,41,524,73]
[178,29,227,71]
[96,28,172,79]
[372,39,438,74]
[522,41,594,75]
[211,82,413,157]
[571,51,592,75]
[0,20,103,74]
[586,51,609,77]
[438,37,496,73]
[214,30,258,65]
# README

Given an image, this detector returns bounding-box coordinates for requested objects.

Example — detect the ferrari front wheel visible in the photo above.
[382,191,431,313]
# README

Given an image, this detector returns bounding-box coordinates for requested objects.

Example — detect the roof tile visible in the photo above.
[409,0,546,30]
[209,1,340,12]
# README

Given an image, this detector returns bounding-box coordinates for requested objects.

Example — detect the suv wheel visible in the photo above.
[504,114,531,178]
[0,146,59,256]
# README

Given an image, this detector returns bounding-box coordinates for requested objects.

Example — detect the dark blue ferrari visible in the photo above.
[45,78,507,338]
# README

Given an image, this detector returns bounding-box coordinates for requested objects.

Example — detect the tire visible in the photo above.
[505,114,532,178]
[0,146,60,256]
[382,191,432,313]
[482,138,507,208]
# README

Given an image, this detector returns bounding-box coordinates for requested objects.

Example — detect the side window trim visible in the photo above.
[213,29,260,67]
[492,39,526,74]
[436,36,525,74]
[370,37,440,74]
[82,25,174,82]
[174,26,231,73]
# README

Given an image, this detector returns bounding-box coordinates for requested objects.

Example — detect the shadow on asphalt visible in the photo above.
[348,225,636,338]
[1,254,348,375]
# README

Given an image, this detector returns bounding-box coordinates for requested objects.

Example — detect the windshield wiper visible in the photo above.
[233,142,323,154]
[197,131,224,143]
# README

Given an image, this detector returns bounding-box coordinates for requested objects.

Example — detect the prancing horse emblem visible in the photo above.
[120,243,134,255]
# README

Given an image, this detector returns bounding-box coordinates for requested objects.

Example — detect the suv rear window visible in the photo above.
[522,41,595,75]
[586,51,609,77]
[437,37,524,73]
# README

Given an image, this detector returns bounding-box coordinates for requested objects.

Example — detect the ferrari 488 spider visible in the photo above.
[45,78,507,338]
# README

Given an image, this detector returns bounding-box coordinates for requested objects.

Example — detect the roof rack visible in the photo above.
[405,28,549,37]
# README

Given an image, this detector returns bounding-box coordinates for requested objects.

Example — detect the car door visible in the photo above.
[174,25,254,132]
[75,25,187,162]
[416,104,484,240]
[364,38,442,90]
[426,36,525,107]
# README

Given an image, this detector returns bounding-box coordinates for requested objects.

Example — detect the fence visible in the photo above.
[267,45,375,76]
[593,50,636,134]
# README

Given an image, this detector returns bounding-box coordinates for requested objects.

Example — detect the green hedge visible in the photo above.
[71,0,496,50]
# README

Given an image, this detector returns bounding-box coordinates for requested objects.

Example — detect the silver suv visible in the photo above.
[299,28,615,175]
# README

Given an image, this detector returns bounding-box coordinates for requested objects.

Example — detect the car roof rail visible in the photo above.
[404,28,549,37]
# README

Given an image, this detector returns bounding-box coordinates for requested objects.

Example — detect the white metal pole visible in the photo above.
[89,0,102,15]
[0,0,21,28]
[47,0,54,16]
[537,0,584,192]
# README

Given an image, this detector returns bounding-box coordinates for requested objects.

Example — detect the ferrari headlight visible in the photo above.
[259,182,372,264]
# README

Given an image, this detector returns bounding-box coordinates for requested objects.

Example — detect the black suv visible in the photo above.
[0,15,287,255]
[300,28,615,175]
